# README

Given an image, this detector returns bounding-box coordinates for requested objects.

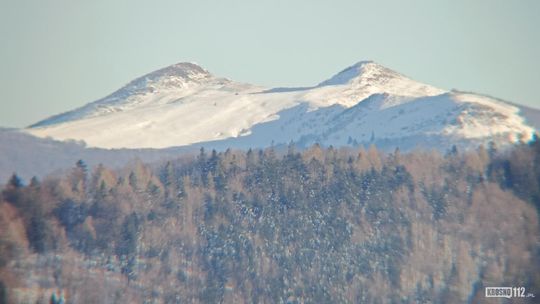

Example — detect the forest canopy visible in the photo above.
[1,139,539,303]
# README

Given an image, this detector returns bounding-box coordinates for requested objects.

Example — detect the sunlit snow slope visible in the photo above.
[27,61,535,151]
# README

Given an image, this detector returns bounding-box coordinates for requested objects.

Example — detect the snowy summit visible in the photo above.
[27,61,536,151]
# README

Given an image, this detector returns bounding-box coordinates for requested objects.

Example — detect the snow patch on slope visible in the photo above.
[443,92,534,140]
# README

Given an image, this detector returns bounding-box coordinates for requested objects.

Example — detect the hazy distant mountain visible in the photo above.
[26,61,537,151]
[0,128,198,184]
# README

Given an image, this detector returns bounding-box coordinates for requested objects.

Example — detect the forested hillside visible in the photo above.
[1,139,539,303]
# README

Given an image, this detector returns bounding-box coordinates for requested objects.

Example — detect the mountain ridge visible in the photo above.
[26,61,536,151]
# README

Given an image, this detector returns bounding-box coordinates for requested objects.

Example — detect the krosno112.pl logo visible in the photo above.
[485,287,535,298]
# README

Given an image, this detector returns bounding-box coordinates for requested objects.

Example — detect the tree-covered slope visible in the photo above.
[1,140,539,303]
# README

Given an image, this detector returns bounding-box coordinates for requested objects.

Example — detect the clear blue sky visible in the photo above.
[1,0,539,127]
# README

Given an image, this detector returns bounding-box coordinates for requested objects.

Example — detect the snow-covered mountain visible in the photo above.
[26,61,536,151]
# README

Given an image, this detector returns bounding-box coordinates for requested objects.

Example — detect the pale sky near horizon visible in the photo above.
[1,0,539,128]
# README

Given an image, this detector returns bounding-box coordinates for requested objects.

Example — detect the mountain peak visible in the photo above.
[29,62,215,128]
[103,62,214,101]
[317,60,392,87]
[140,62,213,84]
[350,60,376,68]
[313,61,444,107]
[152,62,210,77]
